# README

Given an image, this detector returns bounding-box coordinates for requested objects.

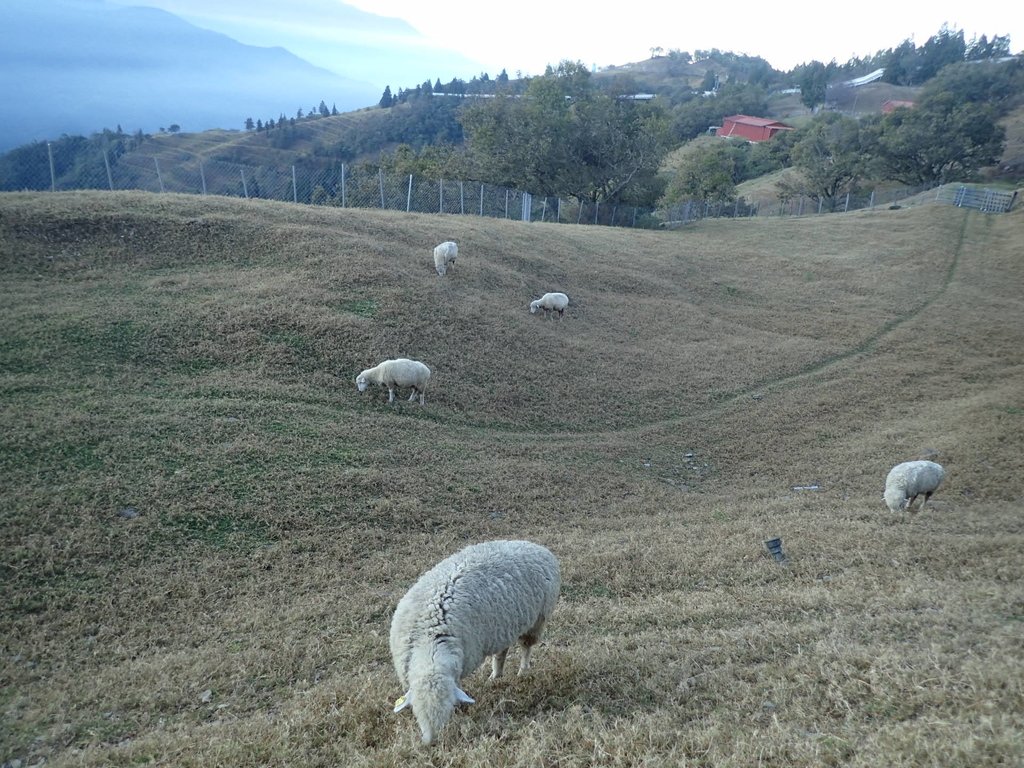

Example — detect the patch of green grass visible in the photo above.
[159,512,276,551]
[339,298,377,317]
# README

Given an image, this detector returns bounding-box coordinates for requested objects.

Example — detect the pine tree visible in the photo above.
[379,86,394,107]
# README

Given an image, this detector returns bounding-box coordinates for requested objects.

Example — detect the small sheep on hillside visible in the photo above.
[390,539,561,745]
[884,460,946,513]
[355,358,431,405]
[433,241,458,276]
[529,291,569,319]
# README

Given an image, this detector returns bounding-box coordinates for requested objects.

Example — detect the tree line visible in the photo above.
[1,26,1018,207]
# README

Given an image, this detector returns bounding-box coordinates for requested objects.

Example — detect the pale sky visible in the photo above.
[345,1,1020,75]
[102,0,1021,83]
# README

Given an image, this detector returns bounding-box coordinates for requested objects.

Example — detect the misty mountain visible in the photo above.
[100,0,489,99]
[0,0,386,152]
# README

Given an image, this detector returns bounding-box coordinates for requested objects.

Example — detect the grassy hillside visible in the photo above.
[1,191,1022,767]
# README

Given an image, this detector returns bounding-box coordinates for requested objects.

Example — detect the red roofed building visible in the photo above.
[716,114,793,142]
[881,99,915,113]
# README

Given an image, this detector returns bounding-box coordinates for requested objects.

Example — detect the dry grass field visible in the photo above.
[1,190,1022,767]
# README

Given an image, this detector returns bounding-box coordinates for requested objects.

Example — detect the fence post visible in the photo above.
[540,197,547,222]
[103,149,114,191]
[292,165,298,203]
[154,157,165,193]
[521,192,531,222]
[378,168,385,208]
[505,189,509,219]
[844,192,851,212]
[240,168,248,199]
[460,181,465,214]
[440,179,444,213]
[47,142,56,191]
[341,164,347,208]
[479,184,484,216]
[200,160,207,195]
[407,174,413,212]
[869,189,875,209]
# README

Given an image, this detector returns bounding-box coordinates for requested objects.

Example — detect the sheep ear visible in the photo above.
[393,691,412,713]
[454,686,475,705]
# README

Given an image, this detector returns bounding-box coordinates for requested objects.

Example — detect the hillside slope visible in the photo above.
[1,191,1022,766]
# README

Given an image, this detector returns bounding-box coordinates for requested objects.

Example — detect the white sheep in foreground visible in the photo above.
[529,291,569,319]
[355,358,431,405]
[883,460,946,513]
[433,241,458,276]
[390,539,561,745]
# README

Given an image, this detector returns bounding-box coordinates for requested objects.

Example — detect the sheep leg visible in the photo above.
[490,649,509,679]
[517,615,548,674]
[387,387,395,403]
[906,493,919,512]
[407,389,417,402]
[919,491,933,514]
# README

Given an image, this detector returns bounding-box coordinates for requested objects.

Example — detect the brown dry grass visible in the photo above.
[1,190,1022,767]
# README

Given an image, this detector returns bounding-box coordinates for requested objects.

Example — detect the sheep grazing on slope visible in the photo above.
[355,358,431,405]
[390,539,561,744]
[433,241,458,276]
[884,460,946,513]
[529,291,569,319]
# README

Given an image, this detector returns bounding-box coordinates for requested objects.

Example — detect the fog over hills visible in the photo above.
[0,0,480,152]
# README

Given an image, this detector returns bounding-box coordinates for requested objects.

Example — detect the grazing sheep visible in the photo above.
[529,291,569,319]
[355,358,431,405]
[433,241,458,276]
[883,460,946,513]
[390,539,561,744]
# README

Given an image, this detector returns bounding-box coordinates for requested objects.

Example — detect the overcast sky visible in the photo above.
[105,0,1021,79]
[348,1,1020,74]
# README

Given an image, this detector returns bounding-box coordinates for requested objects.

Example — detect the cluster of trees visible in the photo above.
[2,25,1018,205]
[665,58,1021,211]
[367,52,1018,215]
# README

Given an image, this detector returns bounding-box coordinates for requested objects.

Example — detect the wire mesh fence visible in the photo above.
[2,142,1014,226]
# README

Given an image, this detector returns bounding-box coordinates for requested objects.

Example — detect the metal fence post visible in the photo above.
[504,189,509,218]
[378,168,385,208]
[460,181,465,214]
[240,168,248,198]
[407,174,413,212]
[47,142,56,191]
[103,150,114,191]
[479,184,484,216]
[292,165,298,203]
[154,157,165,193]
[440,179,444,213]
[200,160,207,195]
[341,164,346,208]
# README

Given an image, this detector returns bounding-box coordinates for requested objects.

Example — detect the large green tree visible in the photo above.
[460,61,670,205]
[865,95,1005,184]
[659,136,739,206]
[798,61,833,111]
[782,112,865,210]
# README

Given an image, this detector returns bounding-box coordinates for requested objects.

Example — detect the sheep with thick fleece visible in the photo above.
[529,291,569,319]
[355,358,431,405]
[390,539,561,744]
[884,460,945,513]
[433,241,458,276]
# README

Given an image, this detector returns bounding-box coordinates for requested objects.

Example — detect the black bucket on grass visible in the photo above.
[764,537,788,563]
